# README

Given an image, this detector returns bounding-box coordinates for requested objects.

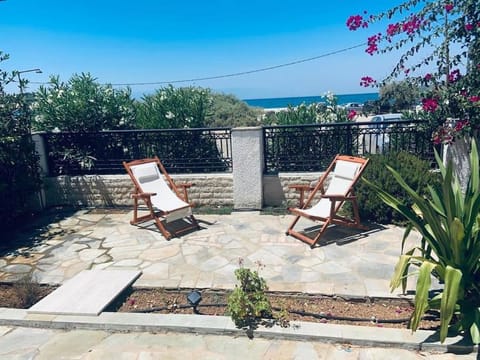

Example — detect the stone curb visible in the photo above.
[0,308,477,355]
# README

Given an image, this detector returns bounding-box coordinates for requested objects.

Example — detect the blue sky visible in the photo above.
[1,1,401,99]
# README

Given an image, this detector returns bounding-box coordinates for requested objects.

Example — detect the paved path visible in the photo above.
[0,208,475,359]
[1,208,427,298]
[0,326,475,359]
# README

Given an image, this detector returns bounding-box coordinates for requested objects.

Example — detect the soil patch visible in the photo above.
[0,284,440,330]
[112,288,441,330]
[0,283,57,309]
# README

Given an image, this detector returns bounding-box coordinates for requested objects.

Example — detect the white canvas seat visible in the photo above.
[286,155,369,247]
[124,157,199,239]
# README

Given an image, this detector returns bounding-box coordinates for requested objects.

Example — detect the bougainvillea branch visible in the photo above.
[346,0,480,143]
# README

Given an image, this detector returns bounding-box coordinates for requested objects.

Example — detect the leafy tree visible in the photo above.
[206,93,262,127]
[33,73,136,132]
[0,52,41,228]
[136,85,211,129]
[347,0,480,142]
[379,81,421,112]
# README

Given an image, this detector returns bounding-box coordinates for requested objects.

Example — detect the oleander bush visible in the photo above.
[0,52,42,229]
[355,151,439,224]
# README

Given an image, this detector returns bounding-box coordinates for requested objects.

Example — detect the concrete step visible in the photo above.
[28,269,141,316]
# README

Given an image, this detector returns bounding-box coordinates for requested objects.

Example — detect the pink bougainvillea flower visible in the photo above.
[402,15,423,34]
[424,73,432,81]
[448,69,461,83]
[366,33,381,55]
[433,135,442,145]
[347,110,357,120]
[445,3,454,12]
[469,95,480,103]
[455,120,470,132]
[346,15,368,31]
[360,76,376,87]
[422,98,439,112]
[465,23,474,31]
[386,23,401,37]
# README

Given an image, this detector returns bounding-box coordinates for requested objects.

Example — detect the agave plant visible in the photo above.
[364,139,480,344]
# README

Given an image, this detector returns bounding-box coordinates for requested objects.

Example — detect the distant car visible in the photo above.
[369,113,403,128]
[362,113,404,154]
[343,102,364,112]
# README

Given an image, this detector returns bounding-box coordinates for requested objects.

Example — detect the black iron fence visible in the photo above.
[39,121,438,177]
[263,120,437,174]
[40,128,233,176]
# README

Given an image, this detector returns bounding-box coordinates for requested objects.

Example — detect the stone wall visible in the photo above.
[44,173,234,208]
[264,173,324,207]
[43,172,325,209]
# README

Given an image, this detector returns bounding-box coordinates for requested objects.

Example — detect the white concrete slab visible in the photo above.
[28,269,141,316]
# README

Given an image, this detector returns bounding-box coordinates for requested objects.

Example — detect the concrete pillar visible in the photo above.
[443,136,471,193]
[232,127,264,210]
[32,133,49,176]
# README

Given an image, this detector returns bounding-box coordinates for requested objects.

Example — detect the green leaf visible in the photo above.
[439,266,462,343]
[470,309,480,345]
[390,253,412,292]
[411,261,436,331]
[450,218,464,265]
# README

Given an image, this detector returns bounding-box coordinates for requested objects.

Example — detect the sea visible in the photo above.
[243,92,378,109]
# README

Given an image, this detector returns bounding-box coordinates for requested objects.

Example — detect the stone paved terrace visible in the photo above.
[1,207,478,359]
[1,207,428,299]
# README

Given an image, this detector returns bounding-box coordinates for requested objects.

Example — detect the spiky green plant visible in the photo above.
[364,139,480,344]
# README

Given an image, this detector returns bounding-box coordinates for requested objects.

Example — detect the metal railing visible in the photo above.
[41,127,233,176]
[263,120,437,174]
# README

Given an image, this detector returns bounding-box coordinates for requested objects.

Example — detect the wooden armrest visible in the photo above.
[321,194,355,201]
[174,183,194,203]
[288,184,315,208]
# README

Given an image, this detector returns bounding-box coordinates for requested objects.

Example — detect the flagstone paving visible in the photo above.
[1,208,429,298]
[0,208,476,359]
[0,326,475,359]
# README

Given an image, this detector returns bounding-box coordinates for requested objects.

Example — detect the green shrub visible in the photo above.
[0,52,42,229]
[355,151,439,224]
[227,262,273,331]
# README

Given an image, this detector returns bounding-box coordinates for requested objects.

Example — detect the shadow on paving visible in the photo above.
[0,206,80,258]
[301,222,387,248]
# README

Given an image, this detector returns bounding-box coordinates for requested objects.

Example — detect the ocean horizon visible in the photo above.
[243,92,379,109]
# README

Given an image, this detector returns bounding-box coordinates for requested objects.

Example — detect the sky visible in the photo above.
[1,1,404,99]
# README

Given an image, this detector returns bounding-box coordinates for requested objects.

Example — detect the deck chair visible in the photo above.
[123,157,199,239]
[286,155,369,248]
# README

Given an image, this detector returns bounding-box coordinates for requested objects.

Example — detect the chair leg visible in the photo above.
[131,196,139,225]
[153,216,173,239]
[286,215,301,235]
[351,198,365,228]
[190,214,200,229]
[309,221,331,248]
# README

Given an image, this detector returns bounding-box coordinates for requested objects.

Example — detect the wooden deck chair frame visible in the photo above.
[286,155,369,248]
[123,157,199,239]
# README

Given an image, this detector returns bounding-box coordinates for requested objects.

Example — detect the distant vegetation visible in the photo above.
[31,74,264,131]
[30,73,424,132]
